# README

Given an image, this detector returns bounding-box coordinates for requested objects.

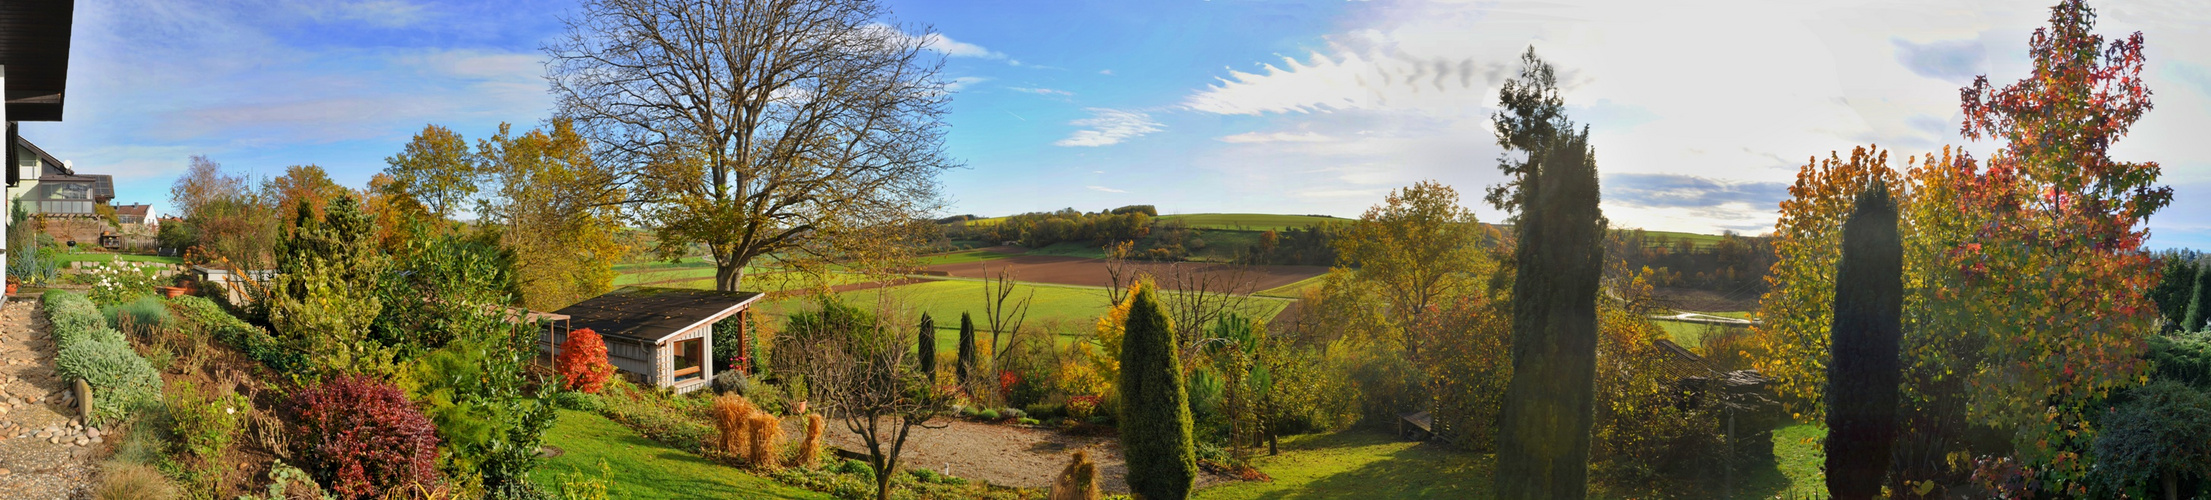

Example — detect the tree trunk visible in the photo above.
[714,251,747,292]
[2163,469,2178,500]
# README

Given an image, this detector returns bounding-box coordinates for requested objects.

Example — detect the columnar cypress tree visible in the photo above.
[957,312,977,385]
[918,313,938,379]
[2149,256,2200,333]
[2187,263,2211,333]
[1824,180,1904,500]
[1495,124,1606,499]
[1118,285,1196,499]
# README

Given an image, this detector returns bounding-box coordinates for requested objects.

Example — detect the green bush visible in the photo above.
[44,290,108,343]
[596,380,714,453]
[2149,331,2211,391]
[1118,286,1197,500]
[978,409,1001,420]
[172,295,303,371]
[551,391,605,412]
[1018,417,1040,426]
[55,337,162,422]
[1023,403,1064,420]
[109,296,173,334]
[159,379,247,492]
[2092,380,2211,497]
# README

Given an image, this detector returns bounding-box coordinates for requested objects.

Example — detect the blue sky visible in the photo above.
[20,0,2211,249]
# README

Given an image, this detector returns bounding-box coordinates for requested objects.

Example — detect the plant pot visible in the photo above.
[157,286,185,298]
[793,401,808,415]
[5,283,16,295]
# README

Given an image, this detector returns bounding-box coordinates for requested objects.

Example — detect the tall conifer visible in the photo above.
[957,312,977,384]
[1495,124,1606,498]
[918,313,937,379]
[1824,180,1904,500]
[1118,285,1196,499]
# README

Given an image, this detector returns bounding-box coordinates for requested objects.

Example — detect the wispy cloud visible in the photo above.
[1217,131,1332,143]
[1892,37,1987,83]
[1009,87,1074,96]
[1605,173,1789,211]
[921,31,1004,59]
[946,76,992,92]
[1055,108,1163,147]
[1087,185,1128,193]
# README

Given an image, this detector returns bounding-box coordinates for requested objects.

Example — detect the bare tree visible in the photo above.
[1153,262,1263,354]
[980,262,1034,367]
[1102,241,1138,305]
[790,300,950,500]
[547,0,959,292]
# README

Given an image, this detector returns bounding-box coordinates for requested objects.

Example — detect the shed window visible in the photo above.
[672,338,704,382]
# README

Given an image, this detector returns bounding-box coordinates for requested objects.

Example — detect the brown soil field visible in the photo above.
[921,255,1327,293]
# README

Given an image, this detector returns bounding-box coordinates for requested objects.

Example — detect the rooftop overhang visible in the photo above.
[1,0,75,122]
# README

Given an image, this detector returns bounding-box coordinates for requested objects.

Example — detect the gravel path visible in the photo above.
[0,297,101,499]
[813,417,1231,494]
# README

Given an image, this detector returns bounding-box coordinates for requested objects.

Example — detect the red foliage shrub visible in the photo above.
[288,374,442,500]
[557,328,617,393]
[998,370,1020,400]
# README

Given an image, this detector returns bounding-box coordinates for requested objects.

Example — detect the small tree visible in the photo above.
[788,301,950,500]
[918,313,938,379]
[2186,264,2211,333]
[557,328,617,393]
[957,312,977,385]
[1824,181,1904,500]
[1119,285,1197,499]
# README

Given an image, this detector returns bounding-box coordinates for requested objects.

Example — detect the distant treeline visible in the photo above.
[1606,229,1776,296]
[1235,225,1341,266]
[945,205,1158,248]
[940,205,1342,265]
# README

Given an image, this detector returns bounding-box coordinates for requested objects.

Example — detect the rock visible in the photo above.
[0,468,10,475]
[73,436,86,446]
[85,427,99,439]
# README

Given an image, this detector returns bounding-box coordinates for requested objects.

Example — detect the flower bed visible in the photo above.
[43,290,163,423]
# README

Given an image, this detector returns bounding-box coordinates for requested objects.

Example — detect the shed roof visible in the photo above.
[553,286,764,343]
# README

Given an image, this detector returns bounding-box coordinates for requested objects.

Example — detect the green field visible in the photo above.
[913,248,1017,266]
[1256,273,1330,299]
[1159,213,1352,231]
[533,409,828,499]
[759,279,1290,348]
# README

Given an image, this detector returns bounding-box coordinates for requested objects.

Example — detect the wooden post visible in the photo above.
[76,378,93,423]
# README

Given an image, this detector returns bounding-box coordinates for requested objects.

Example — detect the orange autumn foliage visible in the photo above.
[556,328,618,393]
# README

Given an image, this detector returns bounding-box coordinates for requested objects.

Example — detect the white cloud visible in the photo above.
[946,76,992,92]
[1087,185,1128,193]
[1099,69,1114,76]
[1217,131,1333,143]
[921,32,1005,59]
[1009,87,1075,96]
[1055,108,1163,147]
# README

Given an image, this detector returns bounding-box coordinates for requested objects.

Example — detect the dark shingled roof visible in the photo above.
[552,287,763,343]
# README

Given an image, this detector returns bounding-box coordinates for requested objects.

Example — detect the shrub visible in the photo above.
[711,393,758,458]
[236,460,330,500]
[95,461,179,500]
[790,414,825,469]
[1025,403,1064,420]
[171,295,303,371]
[978,409,1001,421]
[54,336,162,422]
[745,412,784,470]
[81,262,166,306]
[1117,285,1196,500]
[597,379,715,452]
[1066,396,1100,420]
[743,380,793,415]
[1048,449,1102,500]
[712,368,752,395]
[159,379,247,492]
[551,391,605,413]
[2091,380,2211,497]
[45,290,109,344]
[1019,417,1041,426]
[110,296,173,335]
[556,328,617,393]
[289,374,443,499]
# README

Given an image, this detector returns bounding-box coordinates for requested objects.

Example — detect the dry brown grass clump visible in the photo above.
[1047,449,1101,500]
[95,461,179,500]
[711,393,757,457]
[789,413,825,468]
[745,412,785,470]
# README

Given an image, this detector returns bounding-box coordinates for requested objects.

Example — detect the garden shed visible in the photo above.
[543,286,764,394]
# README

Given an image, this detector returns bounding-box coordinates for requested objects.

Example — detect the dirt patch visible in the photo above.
[922,256,1326,293]
[809,418,1234,493]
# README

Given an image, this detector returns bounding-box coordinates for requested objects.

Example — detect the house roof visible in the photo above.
[0,0,76,121]
[114,203,148,218]
[13,134,65,173]
[35,172,110,200]
[553,287,764,343]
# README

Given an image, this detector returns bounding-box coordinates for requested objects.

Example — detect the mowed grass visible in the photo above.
[1759,424,1827,498]
[1195,429,1493,499]
[913,248,1017,266]
[1256,273,1330,299]
[759,279,1290,348]
[1159,213,1352,231]
[532,409,829,499]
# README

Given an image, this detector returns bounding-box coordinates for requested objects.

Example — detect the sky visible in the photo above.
[20,0,2211,249]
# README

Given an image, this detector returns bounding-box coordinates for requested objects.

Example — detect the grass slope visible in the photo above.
[759,279,1289,350]
[1195,429,1493,499]
[1159,213,1351,231]
[533,409,829,499]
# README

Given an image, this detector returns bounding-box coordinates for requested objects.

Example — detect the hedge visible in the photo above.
[43,290,163,422]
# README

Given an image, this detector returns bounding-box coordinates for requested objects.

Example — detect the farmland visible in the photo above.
[1156,213,1352,231]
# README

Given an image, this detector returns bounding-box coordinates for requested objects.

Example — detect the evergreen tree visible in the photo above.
[1494,121,1606,499]
[1119,285,1196,499]
[958,312,977,385]
[2149,254,2201,332]
[918,313,938,379]
[269,195,390,374]
[1823,180,1904,500]
[2186,263,2211,333]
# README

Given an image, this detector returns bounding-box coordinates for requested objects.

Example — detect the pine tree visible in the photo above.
[918,313,938,380]
[1823,180,1904,500]
[1494,123,1606,497]
[1118,285,1196,499]
[2187,263,2211,333]
[957,312,977,385]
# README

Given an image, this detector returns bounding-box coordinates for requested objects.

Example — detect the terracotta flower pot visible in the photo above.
[6,283,16,295]
[157,286,186,298]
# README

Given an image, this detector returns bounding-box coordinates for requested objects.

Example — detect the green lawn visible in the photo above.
[533,409,830,499]
[1195,429,1493,499]
[1158,213,1352,232]
[57,253,185,265]
[759,279,1289,349]
[1761,424,1827,498]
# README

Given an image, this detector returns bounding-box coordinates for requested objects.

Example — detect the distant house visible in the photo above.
[542,287,764,394]
[113,203,152,225]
